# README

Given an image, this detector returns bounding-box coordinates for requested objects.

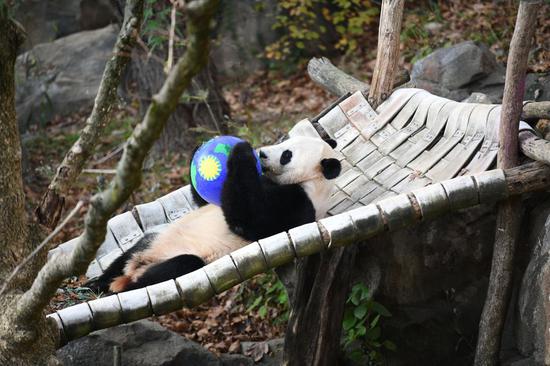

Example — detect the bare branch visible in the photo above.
[475,1,542,365]
[522,101,550,120]
[36,0,145,229]
[15,0,219,324]
[164,0,177,73]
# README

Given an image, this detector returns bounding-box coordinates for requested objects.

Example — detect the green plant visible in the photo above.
[238,271,290,324]
[342,283,395,365]
[265,0,379,62]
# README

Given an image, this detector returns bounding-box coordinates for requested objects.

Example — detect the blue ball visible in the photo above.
[190,136,262,206]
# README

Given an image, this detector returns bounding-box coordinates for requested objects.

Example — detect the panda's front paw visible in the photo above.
[228,142,256,167]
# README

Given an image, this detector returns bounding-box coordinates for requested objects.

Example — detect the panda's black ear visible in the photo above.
[321,158,341,180]
[325,138,337,149]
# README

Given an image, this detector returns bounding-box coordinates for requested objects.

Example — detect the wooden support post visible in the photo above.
[474,1,541,365]
[283,2,405,365]
[368,0,405,108]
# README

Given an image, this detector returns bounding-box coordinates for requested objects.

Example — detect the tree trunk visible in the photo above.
[283,248,357,365]
[0,7,60,366]
[129,49,229,155]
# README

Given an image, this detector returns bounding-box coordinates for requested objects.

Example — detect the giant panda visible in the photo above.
[89,136,341,293]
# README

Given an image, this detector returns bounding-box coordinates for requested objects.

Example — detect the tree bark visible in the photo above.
[522,101,550,120]
[474,1,541,365]
[0,4,29,289]
[518,130,550,165]
[0,6,61,366]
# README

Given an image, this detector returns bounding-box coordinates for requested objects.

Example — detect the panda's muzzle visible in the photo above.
[258,149,270,173]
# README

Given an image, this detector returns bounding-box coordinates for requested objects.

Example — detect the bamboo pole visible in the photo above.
[474,1,541,365]
[46,163,550,345]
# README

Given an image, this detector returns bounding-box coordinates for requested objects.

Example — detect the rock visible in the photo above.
[13,0,118,51]
[15,25,118,131]
[211,0,278,80]
[517,198,550,365]
[57,319,282,366]
[462,92,492,104]
[14,0,81,50]
[424,22,443,34]
[57,320,221,366]
[79,0,119,32]
[349,203,498,365]
[525,72,550,101]
[219,354,254,366]
[411,41,498,91]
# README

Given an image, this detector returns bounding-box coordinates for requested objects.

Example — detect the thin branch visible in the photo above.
[475,1,541,365]
[0,201,84,297]
[15,0,219,324]
[164,0,177,74]
[35,0,145,229]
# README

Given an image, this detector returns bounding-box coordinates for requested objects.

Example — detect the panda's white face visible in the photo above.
[258,136,341,185]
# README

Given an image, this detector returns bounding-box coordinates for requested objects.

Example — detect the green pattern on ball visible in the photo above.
[190,161,197,188]
[214,143,232,156]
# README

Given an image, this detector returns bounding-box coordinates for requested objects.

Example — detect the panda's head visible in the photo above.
[258,136,341,185]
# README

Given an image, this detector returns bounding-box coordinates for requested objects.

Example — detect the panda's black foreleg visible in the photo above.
[221,142,268,240]
[125,255,205,291]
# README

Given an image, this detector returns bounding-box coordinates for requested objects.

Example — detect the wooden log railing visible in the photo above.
[47,163,550,346]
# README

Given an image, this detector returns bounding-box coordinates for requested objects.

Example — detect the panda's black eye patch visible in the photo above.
[280,150,292,165]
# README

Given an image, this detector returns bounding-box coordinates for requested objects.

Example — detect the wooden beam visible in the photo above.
[474,1,541,365]
[368,0,405,108]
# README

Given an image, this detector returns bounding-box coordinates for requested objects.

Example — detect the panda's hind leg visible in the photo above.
[85,233,156,294]
[124,254,206,291]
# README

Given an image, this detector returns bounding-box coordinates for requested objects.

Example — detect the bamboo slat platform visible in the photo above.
[46,88,535,343]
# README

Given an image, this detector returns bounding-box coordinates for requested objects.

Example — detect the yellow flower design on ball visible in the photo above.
[199,155,221,181]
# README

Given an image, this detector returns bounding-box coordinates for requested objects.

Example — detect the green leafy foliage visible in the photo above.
[342,283,395,365]
[265,0,379,62]
[236,271,290,325]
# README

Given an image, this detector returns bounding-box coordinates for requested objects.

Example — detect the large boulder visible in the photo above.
[411,41,507,102]
[13,0,118,51]
[412,41,498,90]
[211,0,278,80]
[58,320,281,366]
[516,198,550,365]
[15,25,118,130]
[58,320,221,366]
[352,204,496,365]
